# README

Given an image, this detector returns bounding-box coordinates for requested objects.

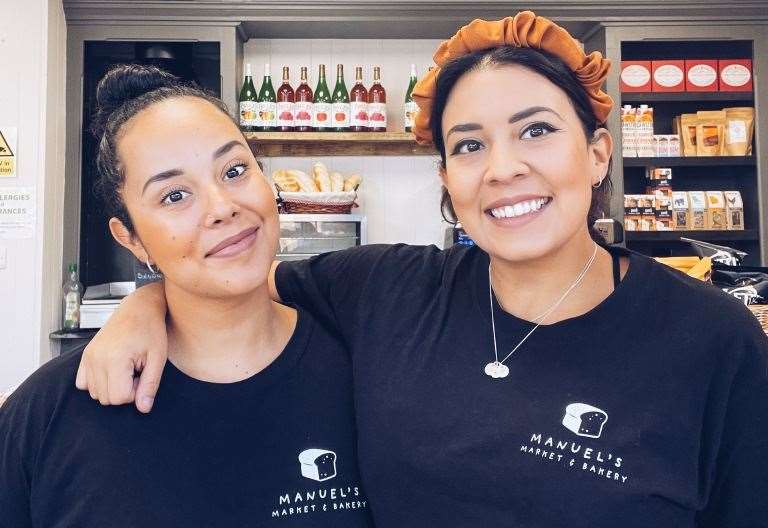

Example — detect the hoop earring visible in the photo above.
[592,178,604,189]
[146,261,156,274]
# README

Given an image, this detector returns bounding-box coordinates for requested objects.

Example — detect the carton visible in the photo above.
[620,61,652,92]
[705,191,727,230]
[652,60,685,92]
[724,191,745,230]
[719,59,753,92]
[685,60,719,92]
[688,191,708,230]
[672,191,690,230]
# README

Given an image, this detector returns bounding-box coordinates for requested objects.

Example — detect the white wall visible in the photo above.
[245,39,450,246]
[0,0,67,391]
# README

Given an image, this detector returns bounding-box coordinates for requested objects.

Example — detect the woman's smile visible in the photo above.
[205,226,260,259]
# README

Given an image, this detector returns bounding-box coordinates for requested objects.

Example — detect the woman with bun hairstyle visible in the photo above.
[78,12,768,526]
[0,64,374,527]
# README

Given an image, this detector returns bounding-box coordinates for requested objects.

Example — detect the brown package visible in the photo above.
[706,191,727,230]
[724,107,755,156]
[689,191,708,230]
[672,191,690,230]
[695,110,726,156]
[724,191,745,230]
[679,114,698,157]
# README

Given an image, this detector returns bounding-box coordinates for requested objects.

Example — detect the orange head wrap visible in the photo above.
[411,11,613,145]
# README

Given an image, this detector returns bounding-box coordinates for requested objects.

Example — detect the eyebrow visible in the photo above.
[445,106,564,138]
[140,140,248,196]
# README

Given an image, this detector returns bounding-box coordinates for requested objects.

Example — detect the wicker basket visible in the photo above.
[275,185,358,214]
[747,305,768,336]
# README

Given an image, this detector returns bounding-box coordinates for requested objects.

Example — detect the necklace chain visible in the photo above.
[488,244,598,368]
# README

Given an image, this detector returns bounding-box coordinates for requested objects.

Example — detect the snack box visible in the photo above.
[685,59,719,92]
[620,61,652,92]
[652,60,685,92]
[719,59,752,92]
[672,191,690,230]
[688,191,708,230]
[724,191,745,230]
[705,191,727,230]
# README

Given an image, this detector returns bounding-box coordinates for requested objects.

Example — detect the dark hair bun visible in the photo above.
[91,64,180,138]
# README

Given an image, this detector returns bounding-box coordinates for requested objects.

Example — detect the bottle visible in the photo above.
[294,67,314,132]
[62,263,83,330]
[350,66,369,132]
[313,64,333,132]
[331,64,351,132]
[404,64,418,133]
[368,66,387,132]
[277,66,295,132]
[238,63,258,132]
[258,63,277,131]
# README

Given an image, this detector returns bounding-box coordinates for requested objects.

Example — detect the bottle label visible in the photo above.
[368,103,387,128]
[313,102,332,129]
[239,101,258,127]
[294,101,313,127]
[259,101,277,127]
[64,292,79,327]
[332,103,351,128]
[404,101,418,129]
[277,102,295,127]
[350,101,369,128]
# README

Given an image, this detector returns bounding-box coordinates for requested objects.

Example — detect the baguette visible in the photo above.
[287,169,319,192]
[272,170,300,192]
[343,175,362,192]
[330,171,344,192]
[312,162,332,192]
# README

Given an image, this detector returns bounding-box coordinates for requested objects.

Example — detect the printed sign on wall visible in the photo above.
[0,127,17,178]
[0,187,35,239]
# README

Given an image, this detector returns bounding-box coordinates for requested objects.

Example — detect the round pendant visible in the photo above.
[484,361,510,379]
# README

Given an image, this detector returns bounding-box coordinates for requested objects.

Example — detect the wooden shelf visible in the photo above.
[626,229,759,242]
[623,156,756,168]
[246,132,437,157]
[621,92,754,103]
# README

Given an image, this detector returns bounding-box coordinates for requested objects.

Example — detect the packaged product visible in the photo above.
[671,191,690,230]
[639,194,656,231]
[723,191,745,230]
[723,107,754,156]
[713,264,768,305]
[655,196,673,230]
[680,114,698,157]
[621,105,637,157]
[688,191,707,230]
[695,110,726,156]
[705,191,727,230]
[635,105,655,157]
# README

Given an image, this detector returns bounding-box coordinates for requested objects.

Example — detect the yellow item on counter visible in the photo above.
[655,256,712,282]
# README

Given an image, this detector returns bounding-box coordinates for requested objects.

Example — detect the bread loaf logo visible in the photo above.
[298,449,337,482]
[562,403,608,439]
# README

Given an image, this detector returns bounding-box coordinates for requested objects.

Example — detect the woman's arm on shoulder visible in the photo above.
[74,281,168,413]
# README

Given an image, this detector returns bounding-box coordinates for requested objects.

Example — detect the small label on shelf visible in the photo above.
[332,102,351,127]
[350,101,369,128]
[259,101,277,127]
[652,61,685,92]
[620,61,652,92]
[368,103,387,129]
[719,60,752,92]
[294,101,313,128]
[313,102,332,129]
[685,60,718,92]
[239,101,258,128]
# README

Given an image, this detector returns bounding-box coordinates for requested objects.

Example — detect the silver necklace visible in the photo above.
[485,244,598,379]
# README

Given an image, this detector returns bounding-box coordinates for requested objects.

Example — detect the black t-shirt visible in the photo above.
[276,244,768,527]
[0,308,373,528]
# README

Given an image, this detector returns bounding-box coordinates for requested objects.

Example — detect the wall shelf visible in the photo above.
[245,132,437,157]
[623,156,756,168]
[621,92,754,104]
[626,229,759,242]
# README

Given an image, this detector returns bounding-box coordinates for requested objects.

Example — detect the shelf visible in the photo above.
[246,132,437,157]
[50,329,99,340]
[621,92,754,103]
[623,156,755,168]
[626,229,759,242]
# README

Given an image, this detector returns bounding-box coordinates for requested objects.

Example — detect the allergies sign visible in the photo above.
[0,187,35,239]
[0,127,17,178]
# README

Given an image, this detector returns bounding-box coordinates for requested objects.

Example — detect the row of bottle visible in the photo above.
[239,63,419,133]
